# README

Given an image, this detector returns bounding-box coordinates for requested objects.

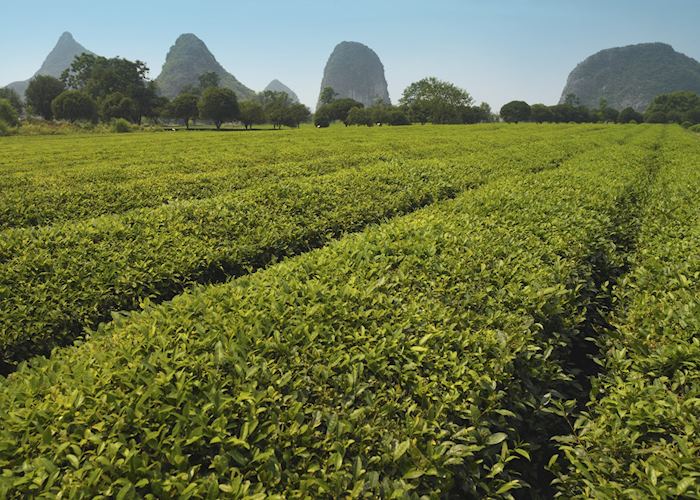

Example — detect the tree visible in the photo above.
[316,98,364,126]
[259,91,291,129]
[645,111,669,124]
[595,98,619,122]
[100,92,139,123]
[26,75,65,119]
[314,107,331,127]
[461,103,492,124]
[618,107,643,124]
[645,91,700,124]
[61,54,155,123]
[387,108,410,126]
[479,102,495,122]
[198,87,239,129]
[51,90,98,123]
[0,99,19,126]
[399,77,474,124]
[283,103,311,128]
[198,72,220,91]
[319,86,338,105]
[683,107,700,125]
[144,95,169,124]
[238,100,265,129]
[168,93,199,128]
[500,100,531,123]
[530,104,554,123]
[407,101,431,125]
[549,103,590,123]
[346,107,373,126]
[0,88,23,115]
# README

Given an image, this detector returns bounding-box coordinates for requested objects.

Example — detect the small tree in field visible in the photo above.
[198,87,239,129]
[0,88,23,115]
[239,101,265,129]
[500,100,531,123]
[283,103,311,128]
[618,107,643,124]
[346,106,372,126]
[169,93,199,129]
[51,90,98,123]
[26,75,65,119]
[0,99,20,126]
[101,93,139,123]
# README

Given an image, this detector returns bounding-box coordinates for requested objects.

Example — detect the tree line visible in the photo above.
[0,55,312,131]
[2,52,700,133]
[499,91,700,126]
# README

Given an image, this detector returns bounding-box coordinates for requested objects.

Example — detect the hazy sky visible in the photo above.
[2,0,698,110]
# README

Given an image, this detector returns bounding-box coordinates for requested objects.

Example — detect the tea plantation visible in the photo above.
[0,124,697,497]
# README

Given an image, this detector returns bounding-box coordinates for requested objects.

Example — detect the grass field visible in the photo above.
[0,124,697,497]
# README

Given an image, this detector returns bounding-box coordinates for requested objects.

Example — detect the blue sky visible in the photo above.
[2,0,698,110]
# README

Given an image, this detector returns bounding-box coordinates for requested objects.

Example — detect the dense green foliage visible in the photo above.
[553,129,700,497]
[255,91,311,129]
[0,124,697,497]
[0,125,603,371]
[0,125,673,497]
[100,92,139,123]
[618,106,644,124]
[167,93,199,128]
[499,101,531,123]
[0,88,23,115]
[198,87,239,129]
[399,77,490,125]
[238,100,265,129]
[25,75,65,119]
[643,90,700,125]
[51,90,98,123]
[0,99,19,127]
[60,54,159,124]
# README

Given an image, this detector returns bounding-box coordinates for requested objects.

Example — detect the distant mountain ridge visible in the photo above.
[317,41,390,109]
[5,32,93,99]
[154,33,254,100]
[560,42,700,111]
[264,79,299,102]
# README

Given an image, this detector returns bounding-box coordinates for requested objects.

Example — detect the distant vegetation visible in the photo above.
[3,35,700,135]
[499,91,700,126]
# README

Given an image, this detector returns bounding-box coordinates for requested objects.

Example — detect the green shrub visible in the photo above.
[112,118,132,133]
[681,121,693,128]
[0,119,11,136]
[0,98,19,127]
[553,130,700,498]
[689,124,700,133]
[0,128,659,497]
[0,127,609,369]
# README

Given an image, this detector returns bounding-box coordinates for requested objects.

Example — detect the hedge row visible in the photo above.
[0,124,586,230]
[553,127,700,497]
[0,127,619,371]
[0,131,661,497]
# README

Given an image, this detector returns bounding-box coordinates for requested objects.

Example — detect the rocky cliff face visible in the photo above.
[317,41,390,109]
[155,34,254,99]
[264,79,299,102]
[5,32,92,99]
[560,42,700,111]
